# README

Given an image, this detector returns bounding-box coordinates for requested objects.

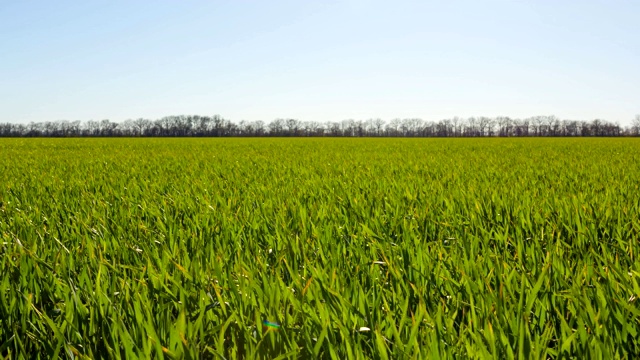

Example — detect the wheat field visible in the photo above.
[1,138,639,358]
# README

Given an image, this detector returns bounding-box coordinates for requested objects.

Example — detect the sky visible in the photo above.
[1,0,638,125]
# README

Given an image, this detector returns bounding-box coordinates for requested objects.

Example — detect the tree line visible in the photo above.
[1,114,639,137]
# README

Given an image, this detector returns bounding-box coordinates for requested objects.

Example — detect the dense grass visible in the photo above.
[1,138,639,359]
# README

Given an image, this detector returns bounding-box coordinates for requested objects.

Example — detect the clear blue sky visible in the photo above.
[1,0,638,124]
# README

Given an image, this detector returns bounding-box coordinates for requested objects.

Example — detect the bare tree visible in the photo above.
[632,115,640,136]
[285,119,300,136]
[133,118,152,136]
[477,117,494,136]
[449,117,458,137]
[268,119,284,136]
[373,118,384,136]
[465,117,478,136]
[387,118,401,136]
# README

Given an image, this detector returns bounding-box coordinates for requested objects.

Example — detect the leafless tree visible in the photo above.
[632,115,640,136]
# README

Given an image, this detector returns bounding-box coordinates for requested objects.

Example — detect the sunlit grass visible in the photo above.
[1,138,639,358]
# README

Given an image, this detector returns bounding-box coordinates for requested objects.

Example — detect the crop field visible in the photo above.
[1,138,639,359]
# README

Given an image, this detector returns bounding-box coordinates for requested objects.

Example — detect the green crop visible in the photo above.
[1,138,639,359]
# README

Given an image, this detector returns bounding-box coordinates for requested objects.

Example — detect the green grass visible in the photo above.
[1,138,639,359]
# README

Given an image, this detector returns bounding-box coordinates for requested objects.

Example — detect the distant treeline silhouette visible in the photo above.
[1,115,639,137]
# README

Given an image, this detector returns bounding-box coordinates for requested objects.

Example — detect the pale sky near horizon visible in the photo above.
[1,0,638,125]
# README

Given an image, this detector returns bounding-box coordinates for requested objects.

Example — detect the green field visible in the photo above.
[1,138,639,359]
